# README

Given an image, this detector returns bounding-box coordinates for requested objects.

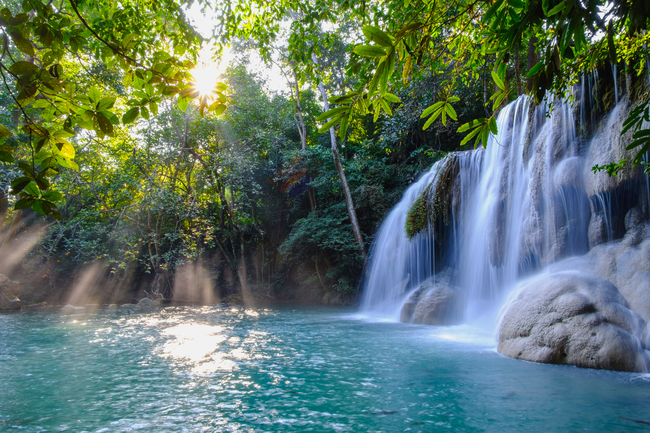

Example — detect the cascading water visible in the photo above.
[361,89,647,328]
[359,164,439,316]
[455,97,532,319]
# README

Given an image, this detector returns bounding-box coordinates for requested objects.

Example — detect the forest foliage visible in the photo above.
[0,0,649,304]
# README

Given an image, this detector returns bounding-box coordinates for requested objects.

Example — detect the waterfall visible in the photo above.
[359,163,440,316]
[455,97,532,318]
[358,64,650,372]
[361,92,611,321]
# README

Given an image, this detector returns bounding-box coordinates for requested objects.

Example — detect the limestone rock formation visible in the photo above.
[0,274,23,310]
[549,219,650,323]
[498,271,650,372]
[583,102,640,199]
[401,270,465,326]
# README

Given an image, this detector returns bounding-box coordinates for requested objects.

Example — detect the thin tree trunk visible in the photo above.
[307,185,316,212]
[315,80,366,258]
[293,69,308,151]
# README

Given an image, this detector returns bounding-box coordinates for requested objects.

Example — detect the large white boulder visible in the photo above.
[498,271,650,372]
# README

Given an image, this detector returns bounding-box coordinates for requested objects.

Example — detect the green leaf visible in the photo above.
[380,55,391,95]
[362,25,393,48]
[23,181,39,197]
[9,61,38,75]
[0,151,14,163]
[489,116,498,135]
[122,107,140,124]
[527,62,545,77]
[178,97,189,112]
[88,87,101,104]
[318,115,343,133]
[32,99,50,109]
[15,198,36,210]
[492,69,505,90]
[421,101,445,118]
[9,31,34,56]
[546,2,565,16]
[458,118,487,132]
[95,112,114,136]
[380,98,392,116]
[0,125,12,137]
[34,176,49,191]
[53,129,75,139]
[368,62,385,96]
[384,93,401,103]
[422,108,443,130]
[57,141,75,159]
[41,190,62,201]
[140,105,150,120]
[460,126,483,146]
[316,106,349,122]
[97,97,116,111]
[483,0,505,22]
[353,45,387,58]
[339,114,350,139]
[208,101,227,116]
[11,176,32,194]
[444,103,458,121]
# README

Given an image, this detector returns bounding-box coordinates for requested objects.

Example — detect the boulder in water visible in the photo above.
[137,297,160,306]
[0,274,23,310]
[401,271,465,326]
[61,304,85,314]
[549,220,650,323]
[498,271,649,372]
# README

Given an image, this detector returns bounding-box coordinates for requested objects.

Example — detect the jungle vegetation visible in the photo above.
[0,0,648,304]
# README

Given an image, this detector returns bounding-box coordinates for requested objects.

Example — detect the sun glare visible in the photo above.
[191,63,221,98]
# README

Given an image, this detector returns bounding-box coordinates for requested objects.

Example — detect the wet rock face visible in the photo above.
[498,271,649,372]
[0,274,23,310]
[401,271,465,326]
[583,102,640,199]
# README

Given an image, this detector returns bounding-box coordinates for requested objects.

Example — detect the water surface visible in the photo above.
[1,306,649,432]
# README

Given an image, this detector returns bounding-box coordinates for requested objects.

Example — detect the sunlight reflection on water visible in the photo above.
[1,306,649,432]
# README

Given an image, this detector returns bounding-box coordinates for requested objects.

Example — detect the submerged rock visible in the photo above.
[401,271,465,326]
[498,271,649,372]
[61,305,85,313]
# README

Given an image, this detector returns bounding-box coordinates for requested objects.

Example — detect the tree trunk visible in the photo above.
[293,68,308,151]
[307,185,316,212]
[315,80,366,258]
